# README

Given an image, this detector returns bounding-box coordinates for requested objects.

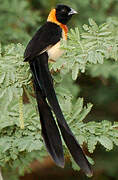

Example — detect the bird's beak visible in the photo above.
[68,8,78,15]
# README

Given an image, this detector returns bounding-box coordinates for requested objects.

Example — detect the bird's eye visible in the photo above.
[61,8,66,13]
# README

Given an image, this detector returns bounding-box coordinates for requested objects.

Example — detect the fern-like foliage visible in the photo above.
[0,0,40,44]
[0,18,118,179]
[52,18,118,81]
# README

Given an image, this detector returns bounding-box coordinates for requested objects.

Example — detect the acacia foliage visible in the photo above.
[0,17,118,179]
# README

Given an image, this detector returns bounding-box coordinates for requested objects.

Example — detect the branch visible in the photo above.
[0,168,3,180]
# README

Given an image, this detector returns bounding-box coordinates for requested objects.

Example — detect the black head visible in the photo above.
[55,4,77,25]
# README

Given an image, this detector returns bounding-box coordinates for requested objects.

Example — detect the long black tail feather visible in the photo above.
[30,62,64,167]
[34,53,93,176]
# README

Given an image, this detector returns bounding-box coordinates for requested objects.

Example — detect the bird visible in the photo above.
[24,4,92,176]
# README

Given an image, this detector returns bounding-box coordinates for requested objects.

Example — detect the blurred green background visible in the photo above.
[1,0,118,45]
[1,0,118,179]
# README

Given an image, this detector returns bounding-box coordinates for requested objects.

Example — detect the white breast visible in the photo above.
[47,30,66,61]
[47,41,63,60]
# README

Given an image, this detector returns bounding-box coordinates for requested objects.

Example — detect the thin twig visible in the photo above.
[0,168,3,180]
[19,96,24,129]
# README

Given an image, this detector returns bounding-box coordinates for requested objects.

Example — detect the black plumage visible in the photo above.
[24,22,62,61]
[24,4,92,176]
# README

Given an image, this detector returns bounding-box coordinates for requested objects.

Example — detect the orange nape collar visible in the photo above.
[47,8,68,40]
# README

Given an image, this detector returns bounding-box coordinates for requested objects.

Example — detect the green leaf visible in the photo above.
[75,27,80,41]
[71,156,80,171]
[86,156,94,165]
[88,136,97,153]
[78,103,93,122]
[0,138,11,152]
[69,28,80,41]
[83,24,89,31]
[97,52,104,64]
[17,137,33,151]
[72,62,79,80]
[98,136,113,150]
[0,43,1,57]
[28,140,42,152]
[89,18,99,31]
[99,31,111,36]
[72,98,83,120]
[112,138,118,146]
[0,72,6,84]
[77,135,87,145]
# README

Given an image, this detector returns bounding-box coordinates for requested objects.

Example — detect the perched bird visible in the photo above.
[24,4,92,176]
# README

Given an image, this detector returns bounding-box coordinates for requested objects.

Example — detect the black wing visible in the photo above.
[24,22,62,61]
